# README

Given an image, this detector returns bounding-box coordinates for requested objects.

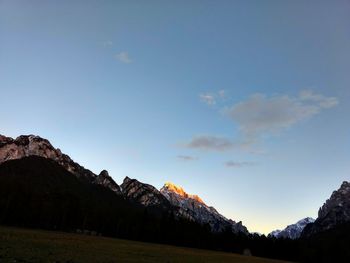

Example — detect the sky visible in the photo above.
[1,0,349,234]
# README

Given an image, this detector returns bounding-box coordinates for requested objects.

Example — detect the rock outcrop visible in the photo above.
[95,170,121,194]
[121,177,170,207]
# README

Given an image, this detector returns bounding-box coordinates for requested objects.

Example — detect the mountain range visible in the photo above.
[0,134,247,234]
[1,134,350,262]
[1,134,350,239]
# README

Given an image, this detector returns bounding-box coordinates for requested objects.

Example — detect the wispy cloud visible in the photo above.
[299,90,338,108]
[199,90,227,106]
[200,93,216,105]
[183,135,236,152]
[182,135,256,152]
[115,51,132,64]
[224,161,256,168]
[177,155,198,161]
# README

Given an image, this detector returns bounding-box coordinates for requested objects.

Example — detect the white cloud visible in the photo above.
[115,52,132,64]
[199,90,227,106]
[299,90,338,108]
[182,135,257,152]
[183,135,235,151]
[225,91,338,137]
[200,93,216,105]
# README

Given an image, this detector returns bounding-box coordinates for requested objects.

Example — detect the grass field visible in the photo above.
[0,226,292,263]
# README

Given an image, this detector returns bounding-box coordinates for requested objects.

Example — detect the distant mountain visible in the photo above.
[0,135,121,194]
[302,181,350,237]
[160,182,248,234]
[269,217,314,239]
[269,230,281,237]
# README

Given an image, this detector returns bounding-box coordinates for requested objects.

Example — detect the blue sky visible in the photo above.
[1,0,349,234]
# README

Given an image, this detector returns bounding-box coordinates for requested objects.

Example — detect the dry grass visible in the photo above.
[0,226,292,263]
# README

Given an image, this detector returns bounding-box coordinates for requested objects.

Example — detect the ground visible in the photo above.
[0,226,292,263]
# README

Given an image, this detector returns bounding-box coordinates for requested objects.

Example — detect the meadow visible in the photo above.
[0,226,292,263]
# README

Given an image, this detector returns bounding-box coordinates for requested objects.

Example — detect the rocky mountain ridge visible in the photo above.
[0,134,120,194]
[121,176,170,208]
[160,182,249,234]
[302,181,350,237]
[0,134,248,234]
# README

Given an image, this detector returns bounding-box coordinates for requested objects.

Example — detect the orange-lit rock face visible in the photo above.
[164,182,205,204]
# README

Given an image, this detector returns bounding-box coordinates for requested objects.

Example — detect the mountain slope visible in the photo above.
[269,218,314,239]
[160,182,248,234]
[0,134,121,194]
[0,156,137,233]
[302,181,350,237]
[121,177,171,208]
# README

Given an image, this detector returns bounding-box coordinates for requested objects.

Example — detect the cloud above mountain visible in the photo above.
[184,90,338,152]
[225,91,338,137]
[183,135,236,152]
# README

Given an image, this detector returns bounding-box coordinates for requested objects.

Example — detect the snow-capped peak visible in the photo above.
[269,217,315,239]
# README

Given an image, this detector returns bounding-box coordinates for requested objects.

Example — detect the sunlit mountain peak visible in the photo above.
[163,182,205,204]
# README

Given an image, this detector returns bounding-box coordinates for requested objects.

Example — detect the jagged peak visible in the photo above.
[0,135,13,145]
[297,217,315,224]
[0,134,54,148]
[99,170,110,177]
[340,181,350,190]
[16,134,41,140]
[338,181,350,196]
[123,176,132,184]
[0,134,12,140]
[162,182,205,204]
